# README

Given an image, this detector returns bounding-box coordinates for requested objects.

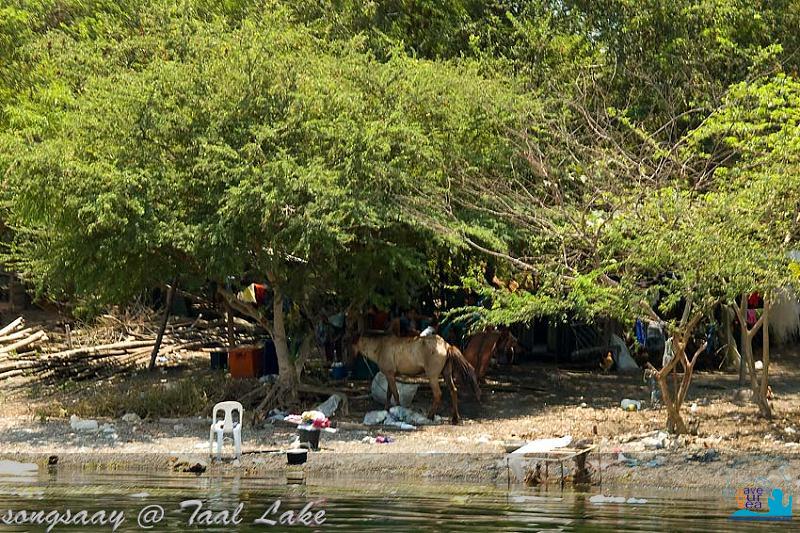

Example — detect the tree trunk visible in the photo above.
[722,306,739,370]
[644,299,707,435]
[270,281,298,398]
[148,279,177,371]
[653,337,702,435]
[732,295,772,419]
[738,293,747,386]
[758,298,772,418]
[215,280,299,403]
[225,301,235,349]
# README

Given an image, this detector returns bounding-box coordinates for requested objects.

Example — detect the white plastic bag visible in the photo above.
[363,410,388,425]
[315,394,345,418]
[371,372,418,407]
[610,334,639,372]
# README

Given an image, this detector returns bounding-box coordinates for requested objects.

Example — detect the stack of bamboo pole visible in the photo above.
[0,315,254,382]
[0,317,49,380]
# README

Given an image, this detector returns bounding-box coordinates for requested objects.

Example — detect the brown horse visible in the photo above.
[496,329,522,365]
[353,335,480,424]
[464,327,521,380]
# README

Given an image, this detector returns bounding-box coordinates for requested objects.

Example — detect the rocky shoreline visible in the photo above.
[3,438,799,492]
[3,360,799,493]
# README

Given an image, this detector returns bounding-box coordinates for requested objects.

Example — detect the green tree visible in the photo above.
[1,4,532,395]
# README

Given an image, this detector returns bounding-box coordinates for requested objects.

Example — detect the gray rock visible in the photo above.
[121,413,141,424]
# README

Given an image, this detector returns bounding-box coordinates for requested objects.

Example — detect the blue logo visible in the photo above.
[730,487,793,521]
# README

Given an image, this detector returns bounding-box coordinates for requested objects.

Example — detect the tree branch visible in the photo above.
[462,236,536,272]
[217,287,274,337]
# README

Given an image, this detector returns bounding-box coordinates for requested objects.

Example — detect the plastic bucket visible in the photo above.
[210,350,228,370]
[297,427,321,450]
[287,449,307,465]
[261,339,279,376]
[330,365,348,380]
[229,345,263,378]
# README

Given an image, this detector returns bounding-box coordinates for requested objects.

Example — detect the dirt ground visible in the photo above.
[2,342,799,490]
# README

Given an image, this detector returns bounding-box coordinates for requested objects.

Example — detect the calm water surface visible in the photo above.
[0,468,791,531]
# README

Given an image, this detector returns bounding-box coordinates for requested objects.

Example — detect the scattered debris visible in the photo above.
[641,431,671,450]
[69,415,98,432]
[171,457,207,473]
[266,409,289,423]
[362,435,394,444]
[686,449,720,463]
[620,399,641,411]
[590,495,648,504]
[388,406,436,426]
[643,369,660,406]
[315,394,345,418]
[363,410,388,425]
[363,406,440,430]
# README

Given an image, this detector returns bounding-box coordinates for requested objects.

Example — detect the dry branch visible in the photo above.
[0,317,24,337]
[42,340,154,359]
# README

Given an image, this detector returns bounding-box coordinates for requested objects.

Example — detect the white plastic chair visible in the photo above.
[209,401,243,459]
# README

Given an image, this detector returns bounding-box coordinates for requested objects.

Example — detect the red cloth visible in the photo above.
[253,284,268,305]
[748,292,761,309]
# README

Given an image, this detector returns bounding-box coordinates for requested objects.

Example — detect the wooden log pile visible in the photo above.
[0,317,49,380]
[0,315,255,383]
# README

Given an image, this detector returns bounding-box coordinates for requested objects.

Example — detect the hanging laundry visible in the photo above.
[237,283,269,305]
[748,292,761,309]
[635,319,647,345]
[705,324,716,356]
[645,321,666,360]
[662,337,675,369]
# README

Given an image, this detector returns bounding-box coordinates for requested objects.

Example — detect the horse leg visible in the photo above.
[427,376,442,420]
[385,371,401,409]
[479,342,495,379]
[444,364,460,425]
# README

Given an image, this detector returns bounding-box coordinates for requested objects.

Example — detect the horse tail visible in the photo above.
[447,344,481,403]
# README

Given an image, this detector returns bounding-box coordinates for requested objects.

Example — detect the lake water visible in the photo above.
[0,468,790,531]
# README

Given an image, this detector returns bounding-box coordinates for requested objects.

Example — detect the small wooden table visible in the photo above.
[509,444,599,488]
